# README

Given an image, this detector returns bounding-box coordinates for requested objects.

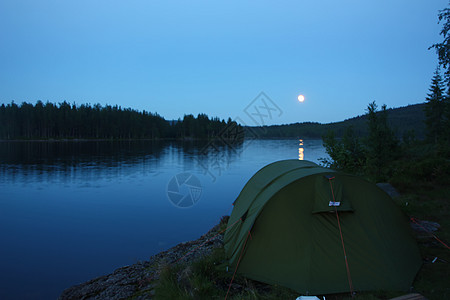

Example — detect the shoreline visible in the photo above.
[58,222,225,300]
[0,136,250,143]
[0,138,176,143]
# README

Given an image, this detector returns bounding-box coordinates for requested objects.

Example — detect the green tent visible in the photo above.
[224,160,422,295]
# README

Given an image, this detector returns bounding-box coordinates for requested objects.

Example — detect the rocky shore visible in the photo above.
[58,222,226,300]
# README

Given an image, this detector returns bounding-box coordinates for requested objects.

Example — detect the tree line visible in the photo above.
[321,76,450,183]
[321,4,450,185]
[245,103,426,140]
[0,101,241,140]
[321,102,402,181]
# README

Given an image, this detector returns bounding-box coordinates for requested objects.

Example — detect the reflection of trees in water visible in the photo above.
[0,139,245,184]
[0,141,168,183]
[195,138,245,182]
[0,140,170,164]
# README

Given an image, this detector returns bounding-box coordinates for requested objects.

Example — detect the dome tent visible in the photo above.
[223,160,421,295]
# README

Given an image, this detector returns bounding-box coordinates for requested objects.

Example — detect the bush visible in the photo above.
[391,155,450,190]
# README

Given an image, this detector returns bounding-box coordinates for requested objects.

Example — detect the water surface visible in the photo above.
[0,139,327,299]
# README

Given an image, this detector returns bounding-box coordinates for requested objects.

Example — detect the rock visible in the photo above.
[376,183,400,198]
[58,262,155,300]
[177,265,194,290]
[410,219,441,233]
[389,292,427,300]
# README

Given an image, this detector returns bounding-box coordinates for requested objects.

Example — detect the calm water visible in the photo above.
[0,139,327,299]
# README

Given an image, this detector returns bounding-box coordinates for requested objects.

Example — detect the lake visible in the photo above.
[0,139,327,299]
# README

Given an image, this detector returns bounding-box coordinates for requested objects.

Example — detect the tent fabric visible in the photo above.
[224,159,422,295]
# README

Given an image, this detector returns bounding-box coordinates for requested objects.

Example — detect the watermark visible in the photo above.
[166,92,283,207]
[197,144,231,183]
[196,117,260,182]
[167,172,202,208]
[244,92,283,126]
[196,92,282,182]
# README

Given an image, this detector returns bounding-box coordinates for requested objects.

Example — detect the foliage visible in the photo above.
[153,249,225,300]
[153,247,298,300]
[364,101,400,181]
[390,141,450,191]
[0,101,242,140]
[0,100,426,141]
[430,5,450,85]
[322,102,400,181]
[153,265,191,300]
[429,2,450,147]
[391,183,450,300]
[424,68,447,144]
[320,126,365,173]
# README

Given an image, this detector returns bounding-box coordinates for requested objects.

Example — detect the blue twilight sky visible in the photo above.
[0,0,447,125]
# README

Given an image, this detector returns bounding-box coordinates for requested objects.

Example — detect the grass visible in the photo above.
[152,247,299,300]
[390,149,450,299]
[394,186,450,300]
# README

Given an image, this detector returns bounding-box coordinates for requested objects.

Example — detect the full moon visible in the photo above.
[298,95,305,102]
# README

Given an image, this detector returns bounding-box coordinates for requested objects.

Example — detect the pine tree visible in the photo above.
[424,67,446,144]
[444,93,450,145]
[365,102,400,181]
[429,3,450,150]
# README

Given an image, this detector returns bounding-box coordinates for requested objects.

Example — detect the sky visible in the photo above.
[0,0,448,125]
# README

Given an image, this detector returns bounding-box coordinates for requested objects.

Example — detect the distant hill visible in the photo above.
[245,103,426,139]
